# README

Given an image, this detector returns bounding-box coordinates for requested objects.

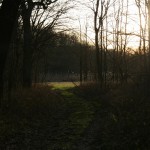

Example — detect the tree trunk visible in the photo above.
[0,0,21,101]
[22,8,33,88]
[95,30,101,82]
[148,1,150,72]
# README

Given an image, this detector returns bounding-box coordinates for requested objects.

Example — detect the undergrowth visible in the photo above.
[0,85,93,150]
[73,82,150,150]
[1,82,150,150]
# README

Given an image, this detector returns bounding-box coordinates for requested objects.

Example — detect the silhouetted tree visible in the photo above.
[91,0,110,84]
[20,0,58,87]
[0,0,21,101]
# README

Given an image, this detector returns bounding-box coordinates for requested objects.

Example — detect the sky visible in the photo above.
[65,0,148,49]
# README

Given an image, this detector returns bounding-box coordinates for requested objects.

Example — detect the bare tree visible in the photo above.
[20,0,58,87]
[89,0,110,84]
[30,1,72,83]
[145,0,150,72]
[83,16,88,81]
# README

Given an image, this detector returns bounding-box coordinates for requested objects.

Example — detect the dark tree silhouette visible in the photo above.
[20,0,58,87]
[0,0,21,101]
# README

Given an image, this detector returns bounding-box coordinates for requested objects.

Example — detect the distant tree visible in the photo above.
[32,31,82,82]
[83,18,88,81]
[135,0,148,74]
[78,18,83,84]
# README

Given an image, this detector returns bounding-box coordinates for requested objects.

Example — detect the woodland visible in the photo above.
[0,0,150,149]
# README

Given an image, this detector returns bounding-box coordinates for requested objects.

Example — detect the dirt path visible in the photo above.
[51,83,105,149]
[73,97,111,150]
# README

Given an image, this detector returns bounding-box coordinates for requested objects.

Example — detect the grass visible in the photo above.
[0,83,94,150]
[1,82,150,149]
[49,82,79,90]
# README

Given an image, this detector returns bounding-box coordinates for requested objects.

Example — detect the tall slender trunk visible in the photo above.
[115,3,120,83]
[100,25,103,83]
[104,15,108,87]
[84,20,88,81]
[95,30,101,82]
[123,0,128,82]
[94,0,101,83]
[79,19,83,85]
[148,1,150,72]
[22,5,33,88]
[143,9,147,72]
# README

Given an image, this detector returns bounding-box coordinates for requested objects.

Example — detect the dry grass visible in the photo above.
[74,82,150,149]
[1,82,150,149]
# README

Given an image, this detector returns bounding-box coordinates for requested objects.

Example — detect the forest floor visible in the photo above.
[0,82,150,149]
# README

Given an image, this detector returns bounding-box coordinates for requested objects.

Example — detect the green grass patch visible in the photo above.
[49,82,79,90]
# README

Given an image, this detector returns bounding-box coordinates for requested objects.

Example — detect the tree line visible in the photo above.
[78,0,150,87]
[1,0,150,106]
